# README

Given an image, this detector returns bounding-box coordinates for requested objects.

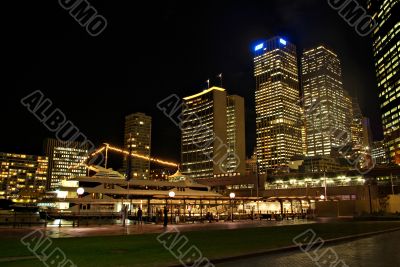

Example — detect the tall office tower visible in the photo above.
[351,98,365,150]
[124,113,152,179]
[368,0,400,163]
[344,91,354,138]
[181,87,246,179]
[301,45,351,157]
[254,37,302,172]
[300,107,308,155]
[0,153,48,200]
[362,117,373,149]
[372,140,388,164]
[245,149,258,175]
[181,87,227,179]
[44,139,88,189]
[226,95,246,174]
[350,98,373,167]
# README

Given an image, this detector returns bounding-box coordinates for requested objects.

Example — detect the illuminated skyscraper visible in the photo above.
[362,117,373,149]
[350,97,373,168]
[124,113,151,179]
[182,87,227,179]
[368,0,400,163]
[301,45,351,156]
[0,153,48,200]
[372,140,388,164]
[44,139,88,189]
[254,37,302,172]
[226,95,246,174]
[181,87,245,179]
[351,97,365,151]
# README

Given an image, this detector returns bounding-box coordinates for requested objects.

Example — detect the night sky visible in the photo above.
[3,0,382,169]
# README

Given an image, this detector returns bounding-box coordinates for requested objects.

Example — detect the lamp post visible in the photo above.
[229,192,235,222]
[323,170,327,201]
[76,187,84,227]
[169,191,175,224]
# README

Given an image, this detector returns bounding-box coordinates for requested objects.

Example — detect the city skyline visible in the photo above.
[2,0,383,165]
[1,2,399,266]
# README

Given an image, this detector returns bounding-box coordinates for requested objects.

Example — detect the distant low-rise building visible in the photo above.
[300,156,346,173]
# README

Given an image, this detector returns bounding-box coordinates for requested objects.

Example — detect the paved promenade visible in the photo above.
[217,229,400,266]
[0,219,314,239]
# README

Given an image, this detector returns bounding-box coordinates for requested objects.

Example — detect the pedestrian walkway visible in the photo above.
[0,219,314,239]
[216,229,400,266]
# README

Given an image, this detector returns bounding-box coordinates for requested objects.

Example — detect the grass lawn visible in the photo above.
[1,221,399,267]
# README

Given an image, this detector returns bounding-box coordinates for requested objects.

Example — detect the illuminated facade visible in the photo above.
[300,107,307,155]
[344,91,354,137]
[181,87,245,179]
[254,37,302,172]
[368,0,400,163]
[301,156,345,173]
[245,149,257,175]
[226,95,246,174]
[301,45,351,157]
[351,98,373,150]
[372,140,388,164]
[351,98,364,150]
[124,113,152,179]
[44,139,88,189]
[0,153,48,200]
[182,87,227,179]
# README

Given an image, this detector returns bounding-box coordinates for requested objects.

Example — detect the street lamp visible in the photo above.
[323,170,327,201]
[320,194,325,201]
[169,191,175,224]
[229,192,235,222]
[76,187,84,227]
[77,187,84,196]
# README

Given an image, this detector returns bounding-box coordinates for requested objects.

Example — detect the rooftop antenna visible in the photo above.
[217,73,223,88]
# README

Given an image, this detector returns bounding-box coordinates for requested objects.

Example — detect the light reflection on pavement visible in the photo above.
[216,230,400,267]
[0,219,314,239]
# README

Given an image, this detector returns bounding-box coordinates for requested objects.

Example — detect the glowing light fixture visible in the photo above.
[77,187,85,195]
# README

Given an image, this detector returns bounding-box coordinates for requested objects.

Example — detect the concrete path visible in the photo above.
[0,219,314,239]
[216,229,400,266]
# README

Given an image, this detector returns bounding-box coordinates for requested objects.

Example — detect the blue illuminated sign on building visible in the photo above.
[279,38,287,45]
[254,43,264,51]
